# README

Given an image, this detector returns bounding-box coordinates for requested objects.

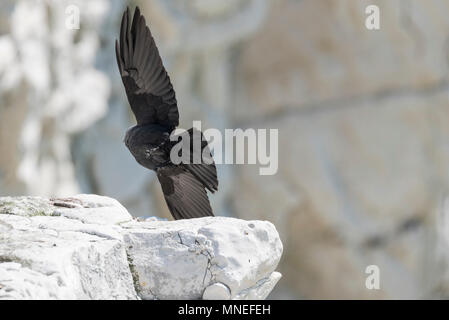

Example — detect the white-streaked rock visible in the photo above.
[0,194,282,300]
[0,216,138,300]
[203,282,231,300]
[121,217,282,300]
[234,271,282,300]
[51,194,133,225]
[0,262,78,300]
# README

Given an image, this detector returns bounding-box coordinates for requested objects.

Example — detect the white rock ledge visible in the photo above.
[0,194,283,300]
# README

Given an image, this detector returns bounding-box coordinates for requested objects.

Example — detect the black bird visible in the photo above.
[115,7,218,220]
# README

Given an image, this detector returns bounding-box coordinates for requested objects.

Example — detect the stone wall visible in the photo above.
[232,0,449,299]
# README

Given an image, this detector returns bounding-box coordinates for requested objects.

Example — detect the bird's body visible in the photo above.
[116,7,218,220]
[124,124,171,170]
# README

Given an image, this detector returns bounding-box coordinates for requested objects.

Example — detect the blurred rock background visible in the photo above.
[1,0,449,299]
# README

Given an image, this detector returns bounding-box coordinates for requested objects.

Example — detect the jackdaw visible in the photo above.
[115,7,218,220]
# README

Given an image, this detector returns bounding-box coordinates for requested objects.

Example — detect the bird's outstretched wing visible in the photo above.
[172,128,218,193]
[157,166,214,220]
[115,6,179,129]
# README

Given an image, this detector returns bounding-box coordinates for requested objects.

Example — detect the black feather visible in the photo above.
[117,7,218,220]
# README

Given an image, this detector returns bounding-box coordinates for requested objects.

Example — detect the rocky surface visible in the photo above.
[0,194,282,300]
[2,0,449,300]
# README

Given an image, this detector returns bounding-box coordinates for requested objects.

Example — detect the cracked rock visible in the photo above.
[0,194,283,300]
